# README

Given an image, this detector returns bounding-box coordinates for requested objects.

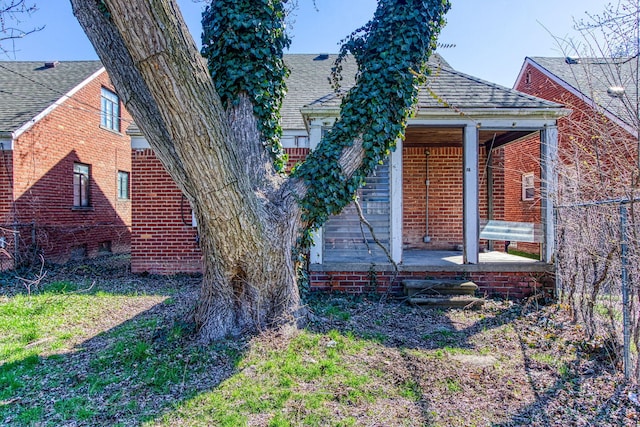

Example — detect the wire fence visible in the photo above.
[0,222,131,270]
[556,199,640,383]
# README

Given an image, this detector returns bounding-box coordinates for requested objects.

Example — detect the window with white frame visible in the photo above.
[117,171,130,200]
[100,87,120,132]
[73,163,90,207]
[522,172,535,201]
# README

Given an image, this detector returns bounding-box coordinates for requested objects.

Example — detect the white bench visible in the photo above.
[479,220,542,243]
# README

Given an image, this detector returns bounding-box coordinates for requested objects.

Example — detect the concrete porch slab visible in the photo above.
[312,250,552,273]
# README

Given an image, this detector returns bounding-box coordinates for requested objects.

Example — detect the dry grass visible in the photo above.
[0,255,638,426]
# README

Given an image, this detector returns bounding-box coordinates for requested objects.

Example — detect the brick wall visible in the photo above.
[402,145,489,250]
[2,71,132,265]
[286,147,310,172]
[516,62,637,198]
[130,147,312,274]
[310,269,554,299]
[495,135,542,254]
[130,148,201,274]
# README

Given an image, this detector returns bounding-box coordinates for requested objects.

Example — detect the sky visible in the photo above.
[3,0,612,88]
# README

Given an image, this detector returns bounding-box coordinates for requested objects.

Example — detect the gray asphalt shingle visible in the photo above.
[297,53,559,118]
[0,61,103,134]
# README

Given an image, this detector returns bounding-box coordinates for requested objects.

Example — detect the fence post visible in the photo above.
[620,204,631,380]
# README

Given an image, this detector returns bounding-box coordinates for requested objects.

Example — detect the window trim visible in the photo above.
[100,87,121,133]
[522,172,535,201]
[73,163,91,208]
[117,170,130,200]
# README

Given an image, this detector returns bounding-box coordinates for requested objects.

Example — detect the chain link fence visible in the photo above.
[556,200,639,383]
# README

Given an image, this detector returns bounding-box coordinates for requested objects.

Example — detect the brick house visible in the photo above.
[129,54,566,297]
[506,57,639,255]
[0,61,132,268]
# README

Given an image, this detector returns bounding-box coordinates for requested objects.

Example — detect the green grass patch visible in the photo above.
[153,329,386,426]
[0,282,176,424]
[507,248,541,260]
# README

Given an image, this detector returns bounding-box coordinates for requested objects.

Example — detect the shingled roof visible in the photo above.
[525,56,639,129]
[0,61,103,134]
[287,53,559,128]
[281,54,356,130]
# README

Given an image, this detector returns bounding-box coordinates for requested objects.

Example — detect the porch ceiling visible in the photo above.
[404,126,536,147]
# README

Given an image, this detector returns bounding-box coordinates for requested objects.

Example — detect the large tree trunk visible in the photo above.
[71,0,448,341]
[71,0,303,340]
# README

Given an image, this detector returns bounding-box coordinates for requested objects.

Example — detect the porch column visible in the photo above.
[463,124,479,264]
[541,125,558,263]
[390,138,403,264]
[309,118,325,264]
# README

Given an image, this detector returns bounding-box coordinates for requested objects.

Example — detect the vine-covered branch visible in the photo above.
[201,0,290,172]
[293,0,450,246]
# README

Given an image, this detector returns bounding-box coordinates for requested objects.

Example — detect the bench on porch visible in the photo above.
[479,220,543,244]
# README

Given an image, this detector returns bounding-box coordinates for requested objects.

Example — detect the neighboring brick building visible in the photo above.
[505,57,639,255]
[130,54,565,297]
[0,61,132,268]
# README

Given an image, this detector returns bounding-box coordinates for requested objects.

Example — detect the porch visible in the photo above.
[307,120,559,298]
[309,249,554,299]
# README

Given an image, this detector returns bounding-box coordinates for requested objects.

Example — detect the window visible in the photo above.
[74,163,90,207]
[100,87,120,132]
[98,241,112,254]
[295,136,309,148]
[117,171,130,200]
[522,172,535,201]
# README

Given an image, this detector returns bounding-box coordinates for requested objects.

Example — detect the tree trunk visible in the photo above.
[70,0,447,341]
[71,0,304,340]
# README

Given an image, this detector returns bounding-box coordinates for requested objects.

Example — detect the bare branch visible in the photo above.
[0,0,43,56]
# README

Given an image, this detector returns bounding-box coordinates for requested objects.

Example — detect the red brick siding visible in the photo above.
[0,150,14,268]
[130,146,308,274]
[131,148,201,274]
[0,150,13,220]
[496,135,542,254]
[310,269,554,299]
[286,147,310,172]
[516,63,636,197]
[402,145,489,250]
[3,71,131,264]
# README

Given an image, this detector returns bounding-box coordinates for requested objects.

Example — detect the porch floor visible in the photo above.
[403,250,539,266]
[314,250,552,273]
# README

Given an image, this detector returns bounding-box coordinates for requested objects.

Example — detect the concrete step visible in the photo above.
[408,295,485,309]
[403,279,478,297]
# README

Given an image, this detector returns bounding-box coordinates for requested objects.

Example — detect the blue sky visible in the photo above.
[4,0,610,87]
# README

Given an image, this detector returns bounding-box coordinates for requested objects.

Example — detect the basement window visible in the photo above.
[98,241,112,254]
[522,172,535,201]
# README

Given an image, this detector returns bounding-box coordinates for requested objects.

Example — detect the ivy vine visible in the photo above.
[200,0,450,251]
[201,0,290,172]
[293,0,451,247]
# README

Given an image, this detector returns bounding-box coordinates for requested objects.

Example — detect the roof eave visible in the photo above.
[301,106,570,124]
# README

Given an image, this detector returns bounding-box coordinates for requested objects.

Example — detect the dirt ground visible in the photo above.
[4,254,640,426]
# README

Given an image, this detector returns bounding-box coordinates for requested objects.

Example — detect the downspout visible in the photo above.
[0,140,18,263]
[423,149,431,243]
[486,145,494,251]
